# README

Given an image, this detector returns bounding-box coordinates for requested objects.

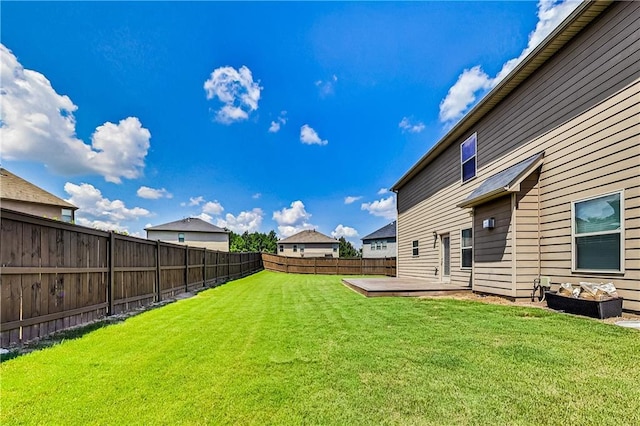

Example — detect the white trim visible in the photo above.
[460,227,472,270]
[571,189,624,273]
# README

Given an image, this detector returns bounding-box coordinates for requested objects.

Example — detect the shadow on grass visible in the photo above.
[1,318,124,363]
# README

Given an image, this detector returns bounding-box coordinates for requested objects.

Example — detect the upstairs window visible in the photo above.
[293,244,298,253]
[300,245,305,254]
[572,191,623,272]
[382,240,387,250]
[461,228,472,269]
[333,244,338,253]
[412,240,419,257]
[279,245,284,253]
[461,133,477,183]
[178,233,185,243]
[370,242,375,250]
[61,209,73,223]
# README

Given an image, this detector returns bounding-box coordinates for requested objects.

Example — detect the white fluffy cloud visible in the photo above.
[181,196,204,207]
[398,117,425,134]
[361,195,397,220]
[377,188,389,195]
[64,182,151,232]
[137,186,172,200]
[204,65,262,124]
[439,0,581,124]
[272,200,316,237]
[331,224,359,239]
[252,193,262,199]
[344,196,362,205]
[202,200,224,215]
[300,124,328,146]
[216,208,263,233]
[268,111,287,133]
[0,45,151,183]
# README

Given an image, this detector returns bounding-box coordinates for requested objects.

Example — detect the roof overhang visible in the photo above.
[457,152,544,209]
[391,0,612,193]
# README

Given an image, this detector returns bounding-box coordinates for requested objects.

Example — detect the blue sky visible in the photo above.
[1,1,579,247]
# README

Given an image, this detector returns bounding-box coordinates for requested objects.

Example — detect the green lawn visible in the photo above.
[2,271,639,425]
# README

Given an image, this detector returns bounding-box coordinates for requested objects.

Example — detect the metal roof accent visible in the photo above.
[362,221,397,241]
[277,229,337,244]
[391,1,612,192]
[0,168,77,210]
[145,217,229,233]
[457,152,544,208]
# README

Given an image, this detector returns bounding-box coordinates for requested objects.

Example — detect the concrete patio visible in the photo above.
[342,277,471,297]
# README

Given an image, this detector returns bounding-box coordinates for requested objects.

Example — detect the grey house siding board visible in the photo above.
[397,1,639,215]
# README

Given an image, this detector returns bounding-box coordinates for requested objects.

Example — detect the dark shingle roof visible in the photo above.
[278,229,337,244]
[145,218,229,233]
[362,221,396,241]
[458,152,544,208]
[0,168,77,209]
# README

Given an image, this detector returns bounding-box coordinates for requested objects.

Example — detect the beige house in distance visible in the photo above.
[0,168,77,222]
[145,218,229,251]
[278,230,339,258]
[391,1,639,312]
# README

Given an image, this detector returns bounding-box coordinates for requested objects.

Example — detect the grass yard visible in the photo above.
[1,271,639,425]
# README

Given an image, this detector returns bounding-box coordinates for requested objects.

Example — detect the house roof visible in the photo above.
[457,152,544,208]
[362,221,396,241]
[391,1,612,192]
[278,229,337,244]
[0,168,77,210]
[145,217,229,233]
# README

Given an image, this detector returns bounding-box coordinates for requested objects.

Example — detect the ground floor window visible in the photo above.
[412,240,419,257]
[572,191,623,272]
[461,228,472,269]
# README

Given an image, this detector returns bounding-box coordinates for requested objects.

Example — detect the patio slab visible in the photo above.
[342,277,471,297]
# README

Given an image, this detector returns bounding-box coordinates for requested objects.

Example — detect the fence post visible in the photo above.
[360,258,363,275]
[185,245,189,292]
[228,251,231,281]
[155,240,161,302]
[203,248,207,288]
[107,232,115,316]
[314,257,317,275]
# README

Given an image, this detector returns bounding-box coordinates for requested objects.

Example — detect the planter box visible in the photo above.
[545,291,623,319]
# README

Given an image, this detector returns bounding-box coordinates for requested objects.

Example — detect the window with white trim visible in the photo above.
[279,245,284,253]
[178,233,185,243]
[460,133,477,183]
[382,240,387,250]
[299,244,305,254]
[461,228,472,269]
[293,244,298,253]
[370,242,375,250]
[412,240,419,257]
[572,191,623,272]
[61,209,73,223]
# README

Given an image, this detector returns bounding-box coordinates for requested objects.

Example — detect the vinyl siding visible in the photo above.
[146,230,229,252]
[396,2,640,310]
[1,200,74,222]
[473,196,513,297]
[362,240,397,258]
[280,243,337,258]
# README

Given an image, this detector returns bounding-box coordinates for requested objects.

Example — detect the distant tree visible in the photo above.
[338,236,359,258]
[229,230,278,253]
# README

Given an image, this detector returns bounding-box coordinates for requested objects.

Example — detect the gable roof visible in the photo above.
[391,1,612,192]
[278,229,337,244]
[145,217,229,233]
[362,221,397,241]
[457,152,544,208]
[0,168,77,210]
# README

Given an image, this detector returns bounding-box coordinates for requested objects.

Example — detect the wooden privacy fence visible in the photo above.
[262,253,396,276]
[0,209,263,346]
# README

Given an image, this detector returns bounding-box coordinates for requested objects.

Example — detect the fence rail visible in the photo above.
[261,253,396,276]
[0,208,263,346]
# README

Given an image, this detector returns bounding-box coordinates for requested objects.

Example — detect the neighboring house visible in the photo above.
[278,230,339,258]
[145,218,229,251]
[391,2,639,312]
[0,167,77,222]
[362,221,397,258]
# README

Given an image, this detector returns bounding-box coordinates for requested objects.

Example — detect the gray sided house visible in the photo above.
[362,221,397,258]
[0,168,77,222]
[391,1,640,312]
[278,230,339,258]
[145,218,229,251]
